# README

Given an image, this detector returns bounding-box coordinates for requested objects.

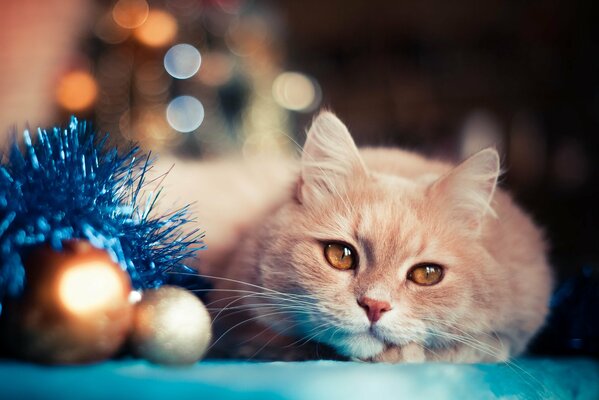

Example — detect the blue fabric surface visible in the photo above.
[0,358,598,400]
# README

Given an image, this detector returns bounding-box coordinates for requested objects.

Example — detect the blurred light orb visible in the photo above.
[135,62,171,97]
[56,71,98,112]
[553,138,589,189]
[166,0,203,18]
[164,44,202,79]
[225,16,270,57]
[135,106,184,149]
[113,0,149,29]
[134,10,178,47]
[166,96,205,132]
[129,290,143,304]
[202,7,232,37]
[272,72,321,112]
[215,0,243,14]
[460,110,503,158]
[118,110,132,140]
[59,262,126,316]
[95,12,130,44]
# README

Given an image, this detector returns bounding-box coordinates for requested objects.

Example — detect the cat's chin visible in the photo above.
[333,332,387,360]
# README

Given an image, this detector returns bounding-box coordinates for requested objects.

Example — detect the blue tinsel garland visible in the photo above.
[0,117,206,313]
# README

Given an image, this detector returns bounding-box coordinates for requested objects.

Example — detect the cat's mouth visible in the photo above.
[312,322,398,359]
[368,325,393,345]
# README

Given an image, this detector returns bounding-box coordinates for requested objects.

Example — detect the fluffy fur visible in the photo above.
[159,112,552,363]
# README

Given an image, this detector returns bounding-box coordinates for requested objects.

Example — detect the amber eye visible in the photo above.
[407,263,444,286]
[324,243,356,270]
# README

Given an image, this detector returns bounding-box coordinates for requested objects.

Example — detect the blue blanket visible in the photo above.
[1,358,598,399]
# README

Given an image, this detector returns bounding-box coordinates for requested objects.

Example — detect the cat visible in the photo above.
[158,111,553,363]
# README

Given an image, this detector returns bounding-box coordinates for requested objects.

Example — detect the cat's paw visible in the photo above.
[425,335,511,363]
[369,343,426,363]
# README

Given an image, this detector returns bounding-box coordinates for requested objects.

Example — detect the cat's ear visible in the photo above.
[298,111,367,204]
[428,148,501,232]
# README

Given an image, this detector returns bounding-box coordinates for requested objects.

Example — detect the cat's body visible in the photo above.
[159,112,552,363]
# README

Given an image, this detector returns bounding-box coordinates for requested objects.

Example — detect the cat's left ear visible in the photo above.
[428,148,501,232]
[298,112,368,204]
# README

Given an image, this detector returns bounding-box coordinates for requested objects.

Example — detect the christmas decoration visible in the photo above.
[0,117,208,364]
[2,241,132,364]
[130,285,212,365]
[0,117,203,308]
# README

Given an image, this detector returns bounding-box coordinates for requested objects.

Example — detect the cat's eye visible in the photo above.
[407,263,444,286]
[324,243,356,270]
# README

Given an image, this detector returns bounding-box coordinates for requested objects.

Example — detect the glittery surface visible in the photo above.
[131,286,212,365]
[0,117,206,314]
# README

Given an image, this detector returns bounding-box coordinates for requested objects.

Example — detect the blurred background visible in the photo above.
[0,0,597,353]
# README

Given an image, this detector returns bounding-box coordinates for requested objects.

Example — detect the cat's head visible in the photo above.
[254,112,502,359]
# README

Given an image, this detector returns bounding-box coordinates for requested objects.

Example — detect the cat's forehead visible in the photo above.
[304,171,433,246]
[355,197,422,246]
[371,171,439,189]
[357,171,427,213]
[353,173,433,253]
[314,177,424,236]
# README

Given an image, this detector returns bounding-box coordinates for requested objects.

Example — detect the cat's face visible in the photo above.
[253,112,501,359]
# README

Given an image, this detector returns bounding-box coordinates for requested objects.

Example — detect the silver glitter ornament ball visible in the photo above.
[130,286,212,365]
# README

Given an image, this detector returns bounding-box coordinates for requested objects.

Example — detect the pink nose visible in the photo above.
[357,297,392,323]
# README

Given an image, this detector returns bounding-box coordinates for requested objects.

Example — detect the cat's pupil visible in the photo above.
[407,263,444,286]
[324,243,356,270]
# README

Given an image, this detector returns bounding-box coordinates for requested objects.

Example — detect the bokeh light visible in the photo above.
[460,111,503,158]
[59,261,126,315]
[166,0,203,18]
[136,106,184,149]
[112,0,149,29]
[164,44,202,79]
[272,72,321,112]
[134,61,171,97]
[134,10,178,48]
[118,110,132,140]
[56,71,98,111]
[509,114,546,186]
[215,0,243,14]
[553,138,589,190]
[94,12,130,44]
[166,96,205,132]
[201,7,234,37]
[225,16,270,57]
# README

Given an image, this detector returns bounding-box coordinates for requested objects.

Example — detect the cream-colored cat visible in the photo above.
[159,112,552,363]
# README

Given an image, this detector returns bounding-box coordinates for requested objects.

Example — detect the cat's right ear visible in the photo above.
[428,147,501,233]
[297,112,367,204]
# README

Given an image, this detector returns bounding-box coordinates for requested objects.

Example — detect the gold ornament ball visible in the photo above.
[2,240,133,364]
[130,286,212,365]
